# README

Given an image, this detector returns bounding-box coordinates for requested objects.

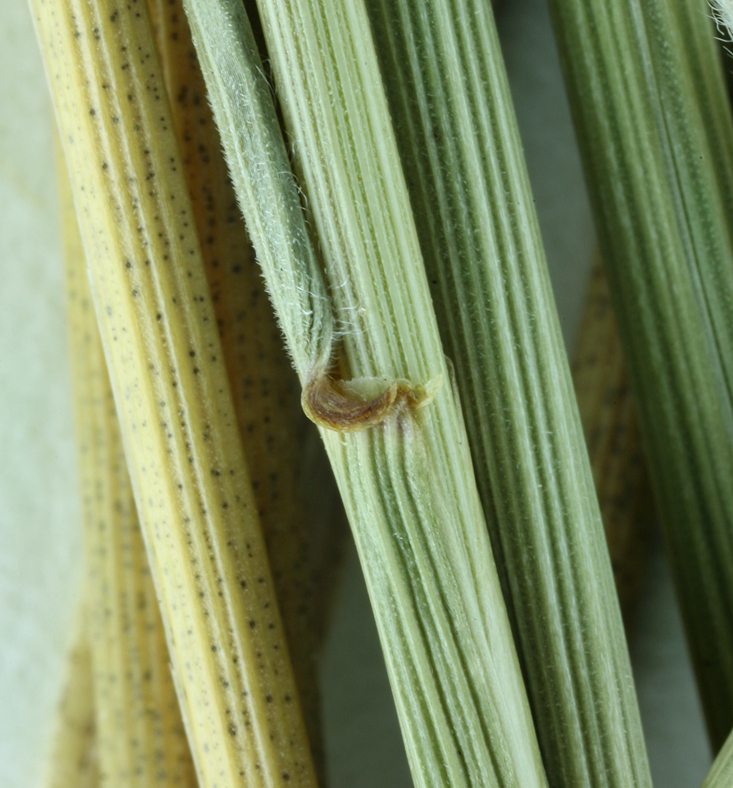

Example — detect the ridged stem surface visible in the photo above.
[149,1,339,774]
[42,603,99,788]
[366,3,651,786]
[30,0,318,784]
[61,141,197,787]
[183,0,550,786]
[548,0,733,750]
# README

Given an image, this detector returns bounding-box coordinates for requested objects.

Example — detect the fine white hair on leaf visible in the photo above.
[185,0,337,381]
[711,0,733,39]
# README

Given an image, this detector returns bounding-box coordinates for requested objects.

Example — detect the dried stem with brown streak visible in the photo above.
[572,256,653,617]
[41,602,99,788]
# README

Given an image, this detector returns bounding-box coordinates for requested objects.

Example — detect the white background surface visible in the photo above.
[0,0,714,785]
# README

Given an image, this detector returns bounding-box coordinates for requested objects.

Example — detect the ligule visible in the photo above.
[31,0,318,785]
[183,0,550,786]
[572,256,652,617]
[41,602,99,788]
[60,137,197,787]
[548,0,733,751]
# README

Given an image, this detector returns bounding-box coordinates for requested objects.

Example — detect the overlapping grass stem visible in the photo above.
[364,3,651,787]
[60,140,197,787]
[183,0,552,786]
[30,0,319,784]
[29,0,733,785]
[548,0,733,750]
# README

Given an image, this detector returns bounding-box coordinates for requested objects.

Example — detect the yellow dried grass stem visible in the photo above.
[60,144,197,786]
[32,0,318,785]
[148,1,334,774]
[42,602,99,788]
